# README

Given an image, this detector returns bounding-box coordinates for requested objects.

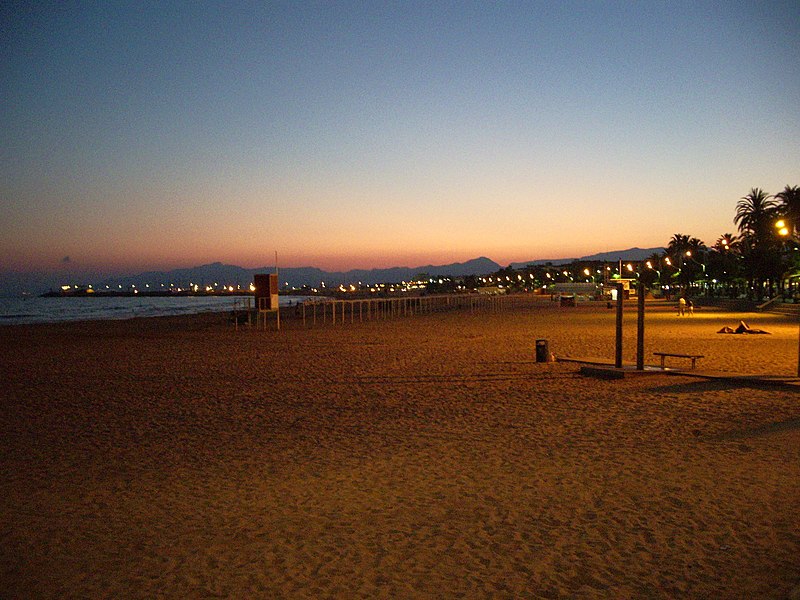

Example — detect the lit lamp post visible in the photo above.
[645,260,661,294]
[776,220,799,377]
[662,256,674,297]
[684,250,707,295]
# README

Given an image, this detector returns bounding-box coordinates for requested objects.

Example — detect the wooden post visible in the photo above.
[615,283,624,369]
[636,282,645,370]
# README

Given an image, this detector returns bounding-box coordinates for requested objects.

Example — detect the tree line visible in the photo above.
[484,185,799,302]
[655,185,799,301]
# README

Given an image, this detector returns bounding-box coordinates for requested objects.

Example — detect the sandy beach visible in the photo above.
[1,298,799,598]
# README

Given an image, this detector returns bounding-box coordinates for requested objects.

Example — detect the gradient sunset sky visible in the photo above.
[2,1,799,274]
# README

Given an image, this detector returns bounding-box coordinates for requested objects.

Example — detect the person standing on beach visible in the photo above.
[678,297,686,316]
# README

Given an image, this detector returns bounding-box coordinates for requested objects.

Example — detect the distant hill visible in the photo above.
[510,247,664,269]
[0,250,667,296]
[95,257,502,291]
[0,257,503,296]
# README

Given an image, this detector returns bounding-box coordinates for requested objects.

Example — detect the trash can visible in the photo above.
[535,339,550,363]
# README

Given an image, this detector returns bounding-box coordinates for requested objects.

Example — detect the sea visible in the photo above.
[0,295,311,326]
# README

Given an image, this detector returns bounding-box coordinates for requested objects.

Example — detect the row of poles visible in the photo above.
[297,293,528,326]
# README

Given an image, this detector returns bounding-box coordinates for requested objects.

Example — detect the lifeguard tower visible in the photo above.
[254,273,280,330]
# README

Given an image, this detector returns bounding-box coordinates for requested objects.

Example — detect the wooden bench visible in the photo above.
[653,352,704,370]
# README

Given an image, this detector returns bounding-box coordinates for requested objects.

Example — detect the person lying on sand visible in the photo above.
[717,320,771,334]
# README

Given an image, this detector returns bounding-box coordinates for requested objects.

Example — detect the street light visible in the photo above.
[646,260,661,278]
[684,250,706,273]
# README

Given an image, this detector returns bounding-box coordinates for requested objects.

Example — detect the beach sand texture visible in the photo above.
[2,300,799,598]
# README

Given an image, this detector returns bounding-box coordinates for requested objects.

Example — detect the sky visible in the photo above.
[2,1,799,275]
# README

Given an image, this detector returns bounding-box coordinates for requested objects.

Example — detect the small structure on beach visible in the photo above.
[254,273,279,329]
[603,279,635,300]
[551,283,598,305]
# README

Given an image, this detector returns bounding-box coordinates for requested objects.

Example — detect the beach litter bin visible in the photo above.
[535,339,550,363]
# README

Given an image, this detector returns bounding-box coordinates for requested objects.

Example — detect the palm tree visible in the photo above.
[687,237,706,255]
[684,237,707,293]
[667,233,690,257]
[734,188,779,242]
[665,234,689,293]
[666,234,707,293]
[775,185,800,238]
[713,233,740,253]
[708,233,742,297]
[734,188,780,300]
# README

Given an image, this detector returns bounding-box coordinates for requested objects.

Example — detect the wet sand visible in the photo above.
[2,299,799,598]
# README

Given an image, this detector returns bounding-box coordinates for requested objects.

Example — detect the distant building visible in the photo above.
[550,283,598,295]
[477,286,507,295]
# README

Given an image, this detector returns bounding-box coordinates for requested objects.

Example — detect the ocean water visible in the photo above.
[0,296,308,326]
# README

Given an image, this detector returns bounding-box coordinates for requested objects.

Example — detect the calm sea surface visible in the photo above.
[0,296,309,326]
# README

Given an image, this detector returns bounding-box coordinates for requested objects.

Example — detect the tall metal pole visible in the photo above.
[636,282,645,370]
[615,283,623,368]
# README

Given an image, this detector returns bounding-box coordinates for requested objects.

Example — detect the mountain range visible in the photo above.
[0,247,664,296]
[99,257,503,292]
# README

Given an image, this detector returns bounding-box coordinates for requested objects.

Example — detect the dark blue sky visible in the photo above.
[2,1,798,273]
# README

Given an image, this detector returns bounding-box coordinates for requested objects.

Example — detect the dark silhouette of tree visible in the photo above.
[642,252,664,289]
[666,234,706,293]
[707,233,742,297]
[734,188,780,300]
[734,188,779,241]
[712,233,740,253]
[775,185,800,238]
[773,185,800,297]
[667,233,690,257]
